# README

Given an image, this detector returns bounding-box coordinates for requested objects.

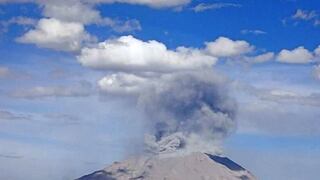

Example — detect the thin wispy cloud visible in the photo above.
[292,9,318,20]
[315,19,320,27]
[0,153,23,159]
[10,81,93,99]
[286,9,320,27]
[314,65,320,80]
[0,16,37,33]
[0,110,31,121]
[0,66,31,80]
[241,29,267,35]
[0,0,191,9]
[191,3,241,12]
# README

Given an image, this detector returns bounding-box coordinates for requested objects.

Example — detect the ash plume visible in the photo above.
[139,71,237,155]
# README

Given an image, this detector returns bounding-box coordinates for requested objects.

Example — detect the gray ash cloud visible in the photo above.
[138,71,237,154]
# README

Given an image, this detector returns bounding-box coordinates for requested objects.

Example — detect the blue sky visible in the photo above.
[0,0,320,180]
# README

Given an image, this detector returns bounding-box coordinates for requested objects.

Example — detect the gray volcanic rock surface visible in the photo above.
[77,152,256,180]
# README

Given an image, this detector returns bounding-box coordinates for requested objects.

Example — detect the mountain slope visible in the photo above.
[77,152,256,180]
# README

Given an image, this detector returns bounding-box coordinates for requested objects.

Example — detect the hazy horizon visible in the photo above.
[0,0,320,180]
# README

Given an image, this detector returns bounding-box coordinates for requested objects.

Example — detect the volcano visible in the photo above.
[76,152,256,180]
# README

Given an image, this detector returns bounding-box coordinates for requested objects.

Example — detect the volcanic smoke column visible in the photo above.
[139,71,237,155]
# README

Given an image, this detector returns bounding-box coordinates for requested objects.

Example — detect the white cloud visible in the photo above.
[313,65,320,80]
[237,100,320,136]
[259,89,320,107]
[44,0,142,31]
[78,35,275,75]
[291,9,320,27]
[276,45,320,64]
[78,35,217,73]
[42,0,101,25]
[0,66,30,79]
[315,45,320,57]
[2,0,141,34]
[292,9,318,21]
[84,0,191,8]
[0,0,33,3]
[5,16,36,26]
[245,52,274,63]
[17,18,96,52]
[232,81,320,108]
[42,0,141,32]
[98,73,149,95]
[205,37,254,57]
[85,36,273,103]
[240,29,266,35]
[100,17,141,33]
[277,46,314,64]
[10,81,93,99]
[0,0,191,8]
[232,82,320,136]
[191,3,241,12]
[0,16,36,33]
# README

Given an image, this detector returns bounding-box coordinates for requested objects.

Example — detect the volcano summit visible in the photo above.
[77,152,256,180]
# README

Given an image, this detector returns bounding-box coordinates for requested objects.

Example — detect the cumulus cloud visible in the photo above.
[11,0,142,52]
[277,46,314,64]
[17,18,96,52]
[77,35,274,69]
[98,73,149,96]
[10,81,93,99]
[205,37,254,57]
[191,3,241,12]
[78,35,217,73]
[41,0,141,32]
[41,0,101,25]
